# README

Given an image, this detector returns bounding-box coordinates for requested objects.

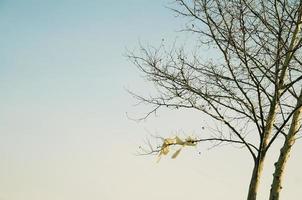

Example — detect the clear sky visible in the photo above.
[0,1,301,200]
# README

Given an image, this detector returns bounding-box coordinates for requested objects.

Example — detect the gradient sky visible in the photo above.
[0,1,301,200]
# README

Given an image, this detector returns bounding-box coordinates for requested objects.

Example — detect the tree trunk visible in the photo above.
[268,4,302,199]
[247,98,279,200]
[247,159,265,200]
[269,91,302,200]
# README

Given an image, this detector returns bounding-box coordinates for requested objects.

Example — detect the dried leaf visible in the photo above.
[175,136,184,145]
[171,148,182,159]
[162,146,170,155]
[156,155,162,163]
[184,136,197,146]
[164,138,175,145]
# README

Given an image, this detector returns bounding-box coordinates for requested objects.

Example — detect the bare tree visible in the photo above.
[270,88,302,200]
[128,1,302,200]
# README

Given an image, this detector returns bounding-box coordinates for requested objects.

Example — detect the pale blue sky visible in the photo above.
[0,1,301,200]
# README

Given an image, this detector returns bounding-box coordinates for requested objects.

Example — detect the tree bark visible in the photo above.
[247,98,279,200]
[269,91,302,200]
[269,4,302,198]
[247,158,265,200]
